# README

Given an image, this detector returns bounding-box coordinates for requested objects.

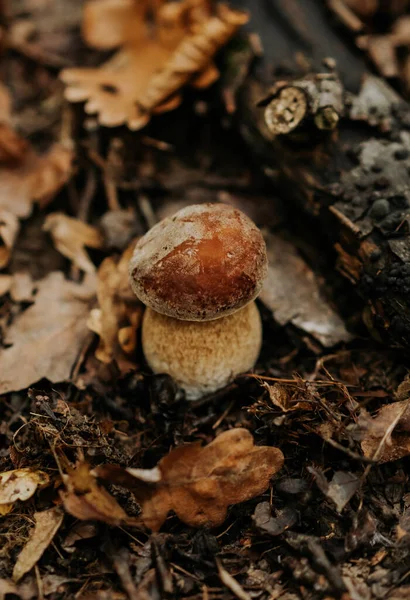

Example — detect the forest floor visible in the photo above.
[1,1,410,599]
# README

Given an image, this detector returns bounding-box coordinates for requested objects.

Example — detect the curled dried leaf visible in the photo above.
[87,241,142,371]
[60,462,129,526]
[43,213,104,273]
[0,468,50,507]
[0,143,73,219]
[261,382,313,412]
[61,0,248,129]
[96,428,284,531]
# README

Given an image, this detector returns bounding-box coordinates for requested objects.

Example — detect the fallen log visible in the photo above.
[233,0,410,347]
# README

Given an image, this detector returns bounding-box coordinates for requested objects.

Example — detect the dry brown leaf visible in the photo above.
[260,233,351,347]
[261,382,313,413]
[96,428,284,531]
[43,213,104,273]
[0,578,37,600]
[60,462,129,526]
[0,143,73,219]
[360,400,410,463]
[0,271,96,394]
[0,274,12,296]
[13,507,64,583]
[0,210,19,269]
[87,241,142,370]
[9,273,35,303]
[0,468,50,516]
[61,0,248,129]
[0,83,28,166]
[309,468,360,513]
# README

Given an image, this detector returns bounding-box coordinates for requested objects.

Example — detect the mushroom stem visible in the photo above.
[142,302,262,400]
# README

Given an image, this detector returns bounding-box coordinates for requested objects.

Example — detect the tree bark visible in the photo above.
[232,0,410,348]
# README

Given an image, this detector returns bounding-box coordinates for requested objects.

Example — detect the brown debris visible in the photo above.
[12,507,64,583]
[87,242,142,371]
[261,382,314,413]
[0,468,50,516]
[260,233,351,347]
[360,400,410,463]
[0,210,19,269]
[43,213,104,273]
[60,462,129,527]
[96,428,284,531]
[0,136,73,218]
[0,271,96,394]
[61,0,248,129]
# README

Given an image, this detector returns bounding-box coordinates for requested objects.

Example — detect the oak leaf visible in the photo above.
[0,271,96,394]
[43,213,104,273]
[87,241,142,371]
[95,428,284,531]
[61,0,248,129]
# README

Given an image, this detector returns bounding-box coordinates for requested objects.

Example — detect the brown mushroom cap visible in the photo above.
[129,203,268,321]
[142,302,262,400]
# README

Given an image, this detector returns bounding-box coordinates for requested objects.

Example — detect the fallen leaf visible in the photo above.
[9,273,35,303]
[95,428,284,531]
[61,522,98,553]
[308,468,361,513]
[0,468,50,512]
[0,578,37,600]
[261,382,313,412]
[60,462,129,526]
[0,210,19,269]
[0,274,12,296]
[13,507,64,582]
[0,271,96,394]
[260,233,351,347]
[253,502,298,536]
[43,213,104,273]
[0,83,28,166]
[87,241,142,370]
[0,140,73,219]
[359,400,410,463]
[61,0,248,129]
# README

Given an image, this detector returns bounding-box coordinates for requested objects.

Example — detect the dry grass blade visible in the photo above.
[216,558,251,600]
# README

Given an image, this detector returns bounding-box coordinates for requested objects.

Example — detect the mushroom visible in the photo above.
[129,203,268,399]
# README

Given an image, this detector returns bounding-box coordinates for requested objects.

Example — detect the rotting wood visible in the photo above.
[234,0,410,348]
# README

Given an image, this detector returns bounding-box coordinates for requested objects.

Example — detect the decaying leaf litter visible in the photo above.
[1,0,410,599]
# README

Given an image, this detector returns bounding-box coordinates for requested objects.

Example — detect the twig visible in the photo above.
[216,558,251,600]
